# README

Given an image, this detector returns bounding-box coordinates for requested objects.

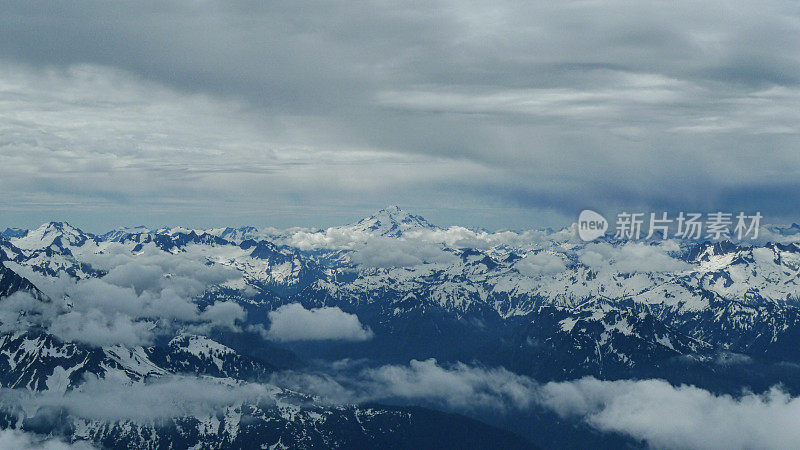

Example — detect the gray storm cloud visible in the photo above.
[1,1,800,230]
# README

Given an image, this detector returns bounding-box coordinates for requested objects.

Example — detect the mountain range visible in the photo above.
[3,207,800,448]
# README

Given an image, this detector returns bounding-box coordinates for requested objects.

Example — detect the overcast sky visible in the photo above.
[1,0,800,232]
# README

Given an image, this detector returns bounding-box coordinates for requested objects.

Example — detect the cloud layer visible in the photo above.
[21,376,276,423]
[2,1,800,229]
[272,359,800,450]
[1,246,245,346]
[2,355,800,449]
[540,377,800,450]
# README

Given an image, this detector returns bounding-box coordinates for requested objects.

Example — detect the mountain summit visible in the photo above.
[351,206,438,237]
[11,221,95,250]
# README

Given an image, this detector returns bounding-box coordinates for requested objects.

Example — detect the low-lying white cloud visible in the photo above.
[349,237,456,268]
[360,359,535,411]
[46,377,274,422]
[539,377,800,450]
[515,252,568,276]
[272,359,800,450]
[269,358,536,411]
[276,225,572,254]
[1,247,245,347]
[1,352,799,450]
[0,429,94,449]
[265,303,373,342]
[579,242,689,274]
[0,376,276,424]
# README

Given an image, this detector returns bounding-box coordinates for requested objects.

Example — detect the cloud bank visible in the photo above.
[539,377,800,450]
[1,247,245,346]
[272,359,800,450]
[1,355,799,449]
[349,238,457,268]
[0,376,277,427]
[27,376,275,423]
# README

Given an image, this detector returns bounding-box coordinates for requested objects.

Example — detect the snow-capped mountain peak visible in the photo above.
[351,206,437,237]
[11,221,95,250]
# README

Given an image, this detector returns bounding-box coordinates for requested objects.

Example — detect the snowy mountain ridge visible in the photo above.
[3,207,800,447]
